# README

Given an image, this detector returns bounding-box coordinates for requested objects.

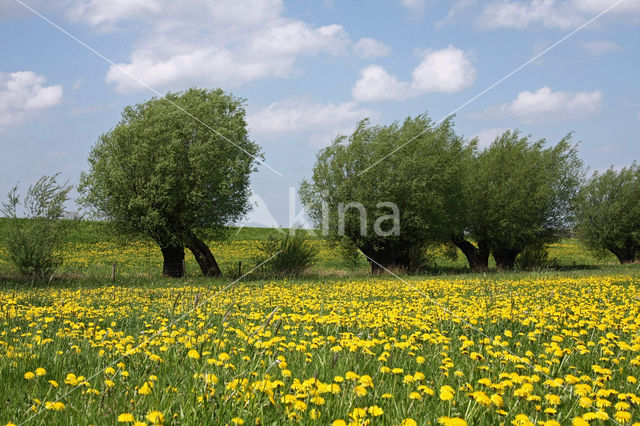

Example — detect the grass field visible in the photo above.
[0,219,620,280]
[1,221,638,425]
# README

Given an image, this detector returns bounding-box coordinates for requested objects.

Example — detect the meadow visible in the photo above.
[0,222,638,425]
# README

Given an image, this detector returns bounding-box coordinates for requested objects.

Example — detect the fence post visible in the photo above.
[238,261,242,278]
[111,263,117,282]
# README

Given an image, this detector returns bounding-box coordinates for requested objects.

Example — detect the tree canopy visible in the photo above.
[79,88,261,277]
[575,163,640,264]
[300,114,473,273]
[454,130,583,270]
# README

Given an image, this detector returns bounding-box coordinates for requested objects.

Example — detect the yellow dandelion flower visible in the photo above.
[438,417,467,426]
[118,413,135,423]
[145,410,164,425]
[614,411,631,424]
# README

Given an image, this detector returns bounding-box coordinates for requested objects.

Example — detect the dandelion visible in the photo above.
[572,418,589,426]
[438,417,467,426]
[138,382,152,395]
[35,368,46,376]
[146,410,164,425]
[44,401,65,411]
[440,385,455,401]
[118,413,135,423]
[24,372,35,380]
[614,411,631,424]
[368,405,383,417]
[512,414,533,426]
[350,408,367,421]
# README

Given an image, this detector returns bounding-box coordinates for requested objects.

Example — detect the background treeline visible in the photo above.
[301,114,640,274]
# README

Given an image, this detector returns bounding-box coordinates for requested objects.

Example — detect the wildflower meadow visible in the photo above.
[1,246,639,425]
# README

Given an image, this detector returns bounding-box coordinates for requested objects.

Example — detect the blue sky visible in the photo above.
[1,0,639,227]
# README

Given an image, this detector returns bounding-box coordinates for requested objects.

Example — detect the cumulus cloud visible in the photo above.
[0,71,63,132]
[352,46,476,102]
[411,47,476,93]
[582,40,623,55]
[476,0,640,30]
[353,38,391,59]
[352,66,411,102]
[474,86,603,122]
[67,0,352,92]
[247,99,377,146]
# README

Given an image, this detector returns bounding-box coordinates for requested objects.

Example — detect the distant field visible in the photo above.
[0,219,620,279]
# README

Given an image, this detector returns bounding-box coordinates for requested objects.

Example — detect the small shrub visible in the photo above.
[515,243,552,270]
[254,232,318,277]
[1,175,71,280]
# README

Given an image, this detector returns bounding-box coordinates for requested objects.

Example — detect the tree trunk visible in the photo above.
[608,242,636,264]
[493,248,519,270]
[452,234,489,272]
[187,234,222,277]
[360,244,411,275]
[161,245,185,277]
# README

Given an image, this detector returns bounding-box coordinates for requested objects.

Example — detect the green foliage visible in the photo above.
[78,88,261,248]
[461,130,583,269]
[574,163,640,263]
[337,237,367,268]
[253,232,318,277]
[1,175,71,280]
[300,114,473,270]
[515,242,552,270]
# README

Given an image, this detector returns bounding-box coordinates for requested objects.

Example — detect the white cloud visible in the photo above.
[582,40,623,55]
[476,0,640,30]
[473,128,509,148]
[0,71,63,132]
[411,46,476,93]
[67,0,352,92]
[475,86,603,122]
[352,46,476,102]
[247,99,377,146]
[66,0,161,28]
[477,0,580,30]
[353,38,391,59]
[352,65,411,102]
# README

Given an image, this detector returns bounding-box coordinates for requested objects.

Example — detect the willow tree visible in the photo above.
[79,88,261,277]
[575,163,640,264]
[300,114,473,273]
[454,130,583,271]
